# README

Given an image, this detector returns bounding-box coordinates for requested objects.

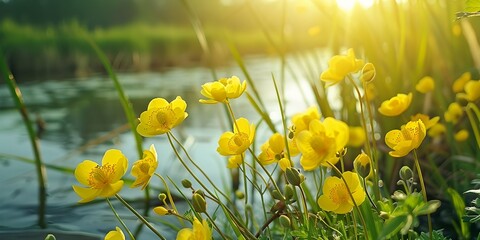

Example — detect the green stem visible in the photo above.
[154,172,184,226]
[363,81,380,197]
[205,212,230,240]
[298,185,310,231]
[0,55,47,228]
[115,194,166,240]
[106,198,136,240]
[466,103,480,149]
[412,149,432,238]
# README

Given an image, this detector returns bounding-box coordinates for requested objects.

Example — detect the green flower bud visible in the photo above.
[182,179,192,188]
[192,193,207,213]
[284,184,295,200]
[354,152,371,178]
[279,215,291,228]
[361,63,376,83]
[399,166,413,181]
[379,211,390,220]
[195,189,205,197]
[271,189,284,200]
[235,190,245,200]
[285,168,305,186]
[44,234,56,240]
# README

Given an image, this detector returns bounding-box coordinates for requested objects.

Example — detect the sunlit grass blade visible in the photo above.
[0,54,47,228]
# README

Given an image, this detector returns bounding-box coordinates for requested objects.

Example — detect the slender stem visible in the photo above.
[412,149,432,238]
[362,178,379,212]
[167,132,230,201]
[255,211,283,238]
[205,212,230,240]
[299,185,310,231]
[327,162,369,240]
[363,81,380,197]
[115,194,166,240]
[1,56,47,228]
[106,198,136,240]
[247,148,283,196]
[466,103,480,149]
[154,173,184,226]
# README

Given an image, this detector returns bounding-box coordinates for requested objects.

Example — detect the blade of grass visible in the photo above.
[0,54,47,228]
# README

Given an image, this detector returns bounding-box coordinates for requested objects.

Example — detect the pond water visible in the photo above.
[0,52,326,238]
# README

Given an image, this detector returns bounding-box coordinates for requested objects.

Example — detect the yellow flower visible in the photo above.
[428,123,446,138]
[452,72,471,93]
[347,126,366,147]
[415,76,435,93]
[73,149,128,203]
[131,144,158,190]
[153,206,169,216]
[296,118,349,171]
[454,129,469,142]
[320,48,364,86]
[378,93,412,117]
[217,118,255,156]
[410,113,440,130]
[227,154,243,168]
[444,102,463,124]
[278,158,292,172]
[290,106,321,135]
[317,171,366,214]
[137,97,188,137]
[199,76,247,104]
[176,218,212,240]
[104,227,125,240]
[385,120,426,157]
[457,80,480,102]
[364,83,377,102]
[258,133,285,165]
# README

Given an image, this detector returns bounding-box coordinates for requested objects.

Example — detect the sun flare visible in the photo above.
[336,0,374,11]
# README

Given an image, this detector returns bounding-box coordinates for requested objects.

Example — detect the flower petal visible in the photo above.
[73,185,101,203]
[74,160,98,186]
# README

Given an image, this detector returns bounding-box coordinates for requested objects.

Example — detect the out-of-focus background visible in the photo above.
[1,0,479,239]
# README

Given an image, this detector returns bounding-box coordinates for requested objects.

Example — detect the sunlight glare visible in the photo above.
[336,0,375,11]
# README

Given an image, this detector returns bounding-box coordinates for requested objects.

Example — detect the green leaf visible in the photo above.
[379,215,408,240]
[414,200,441,215]
[465,0,480,12]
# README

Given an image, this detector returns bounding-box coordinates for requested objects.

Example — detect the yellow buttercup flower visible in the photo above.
[131,144,158,190]
[73,149,128,203]
[385,120,426,157]
[199,76,247,104]
[137,97,188,137]
[444,102,463,124]
[415,76,435,93]
[278,158,292,172]
[258,133,285,165]
[295,117,349,171]
[410,113,440,130]
[104,227,125,240]
[354,153,371,178]
[176,218,212,240]
[364,83,377,102]
[227,154,243,168]
[290,106,321,135]
[452,72,471,93]
[320,48,364,86]
[360,63,376,83]
[378,93,412,117]
[317,171,366,214]
[347,126,366,147]
[427,123,446,138]
[217,118,255,156]
[457,80,480,102]
[454,129,469,142]
[153,206,169,216]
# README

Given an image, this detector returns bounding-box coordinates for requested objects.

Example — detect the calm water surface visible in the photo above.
[0,53,324,238]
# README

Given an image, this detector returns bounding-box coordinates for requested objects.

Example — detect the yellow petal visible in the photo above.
[385,130,404,149]
[148,98,169,109]
[176,228,193,240]
[74,160,98,186]
[317,195,338,212]
[104,227,125,240]
[98,180,124,198]
[73,185,101,203]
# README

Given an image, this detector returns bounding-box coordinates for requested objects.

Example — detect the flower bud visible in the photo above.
[284,184,295,200]
[285,168,305,186]
[192,193,207,213]
[353,152,371,178]
[235,190,245,200]
[271,189,284,200]
[158,193,167,201]
[379,211,390,219]
[399,166,413,181]
[279,215,291,228]
[361,63,376,83]
[44,234,56,240]
[182,179,192,188]
[153,206,169,216]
